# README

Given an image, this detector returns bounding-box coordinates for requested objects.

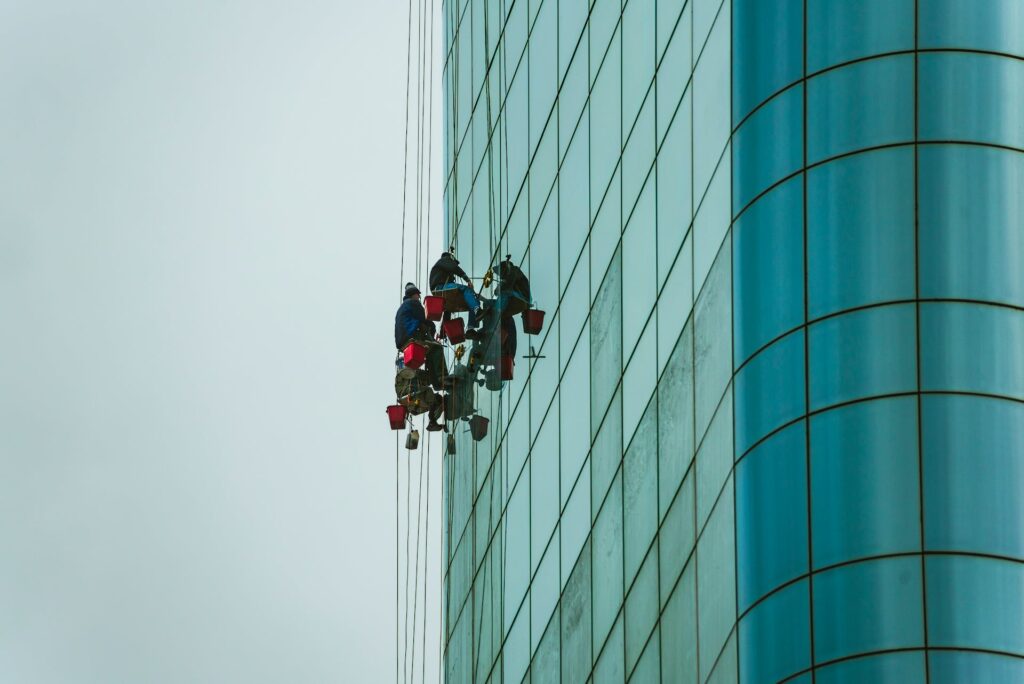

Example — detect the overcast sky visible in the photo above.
[0,1,443,681]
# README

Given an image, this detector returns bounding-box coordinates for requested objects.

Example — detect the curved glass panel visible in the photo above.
[735,329,806,456]
[736,421,808,610]
[738,580,811,684]
[813,557,924,663]
[816,652,926,684]
[926,555,1024,656]
[811,397,920,569]
[919,144,1024,308]
[734,175,805,365]
[920,302,1024,401]
[809,304,917,410]
[920,0,1024,59]
[807,148,916,318]
[733,0,803,122]
[732,84,804,213]
[807,0,913,73]
[929,651,1024,684]
[923,395,1024,560]
[919,53,1024,151]
[806,55,914,164]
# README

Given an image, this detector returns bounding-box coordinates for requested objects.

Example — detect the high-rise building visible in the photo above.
[440,1,1024,681]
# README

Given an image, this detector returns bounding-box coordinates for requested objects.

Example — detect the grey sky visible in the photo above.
[1,1,443,681]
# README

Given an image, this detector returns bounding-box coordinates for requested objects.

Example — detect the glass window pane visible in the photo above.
[929,651,1024,684]
[623,0,655,132]
[923,395,1024,560]
[657,0,686,64]
[811,397,921,569]
[561,543,593,683]
[807,55,914,164]
[693,150,731,292]
[657,4,692,144]
[623,184,657,356]
[816,652,926,684]
[532,604,560,683]
[624,98,656,217]
[693,4,730,196]
[926,555,1024,655]
[532,401,561,568]
[591,30,622,203]
[694,244,732,440]
[733,84,804,213]
[594,613,625,684]
[809,304,917,410]
[657,234,693,375]
[660,468,696,606]
[735,329,806,456]
[629,626,660,683]
[592,167,622,296]
[920,0,1024,59]
[734,175,804,364]
[807,0,914,72]
[529,0,558,143]
[736,421,809,610]
[661,562,699,682]
[919,53,1024,151]
[560,117,591,289]
[623,321,656,440]
[733,0,804,122]
[920,302,1024,401]
[624,399,658,584]
[697,483,736,676]
[593,471,624,650]
[659,319,695,519]
[657,90,693,287]
[592,249,623,427]
[739,580,811,684]
[696,386,733,530]
[592,388,622,513]
[625,544,659,673]
[919,145,1024,309]
[562,462,591,582]
[813,557,924,663]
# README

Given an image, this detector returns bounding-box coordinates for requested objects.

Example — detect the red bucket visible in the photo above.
[500,355,514,381]
[403,342,427,369]
[424,295,444,321]
[442,317,466,344]
[386,404,407,430]
[522,309,545,335]
[470,415,489,441]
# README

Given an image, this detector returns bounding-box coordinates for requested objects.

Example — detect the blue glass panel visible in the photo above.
[923,395,1024,560]
[929,651,1024,684]
[811,398,921,569]
[736,421,808,610]
[693,4,731,197]
[919,145,1024,309]
[734,175,804,364]
[733,0,803,121]
[926,555,1024,655]
[661,563,698,682]
[697,485,736,678]
[625,546,658,673]
[807,148,916,318]
[816,652,926,684]
[562,545,592,683]
[593,472,624,650]
[624,400,658,585]
[735,330,806,455]
[594,613,625,684]
[920,0,1024,59]
[733,84,803,213]
[809,304,917,410]
[623,0,655,133]
[920,53,1024,151]
[920,303,1024,401]
[807,0,914,72]
[657,4,691,144]
[739,580,811,684]
[813,557,924,663]
[807,56,914,164]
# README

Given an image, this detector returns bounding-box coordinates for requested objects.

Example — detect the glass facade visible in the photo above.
[441,1,1024,681]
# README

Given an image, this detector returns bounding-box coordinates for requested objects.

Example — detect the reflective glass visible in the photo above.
[560,31,590,157]
[809,304,917,410]
[629,626,660,683]
[919,53,1024,151]
[657,0,686,64]
[813,557,924,663]
[623,320,656,441]
[532,603,560,683]
[624,97,655,216]
[920,0,1024,57]
[929,651,1024,684]
[692,4,730,196]
[532,407,561,567]
[811,398,921,569]
[562,462,591,582]
[919,145,1024,309]
[696,386,733,530]
[561,544,593,683]
[661,563,699,682]
[657,234,693,374]
[920,302,1024,401]
[739,580,811,684]
[657,90,693,286]
[658,319,695,518]
[593,472,624,649]
[807,148,915,318]
[660,468,696,606]
[560,117,591,287]
[591,167,622,290]
[623,0,655,132]
[592,389,622,514]
[529,0,558,142]
[657,4,692,144]
[733,0,803,122]
[504,607,531,684]
[591,250,623,427]
[590,0,622,85]
[807,0,913,73]
[807,55,914,164]
[561,338,591,506]
[734,175,804,364]
[923,395,1024,560]
[624,400,658,584]
[733,84,804,213]
[693,150,731,291]
[736,421,808,610]
[694,245,732,440]
[590,30,622,204]
[707,632,738,684]
[559,0,590,77]
[623,183,657,355]
[735,330,806,456]
[816,652,926,684]
[594,613,625,684]
[926,555,1024,655]
[697,484,736,674]
[625,545,659,673]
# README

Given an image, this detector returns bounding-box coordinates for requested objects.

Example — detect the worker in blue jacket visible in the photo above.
[395,282,447,389]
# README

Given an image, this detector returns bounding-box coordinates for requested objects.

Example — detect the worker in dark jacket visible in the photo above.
[395,282,447,389]
[429,251,482,328]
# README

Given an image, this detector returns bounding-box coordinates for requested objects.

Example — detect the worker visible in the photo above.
[493,256,531,317]
[429,250,482,328]
[395,282,447,389]
[394,365,445,431]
